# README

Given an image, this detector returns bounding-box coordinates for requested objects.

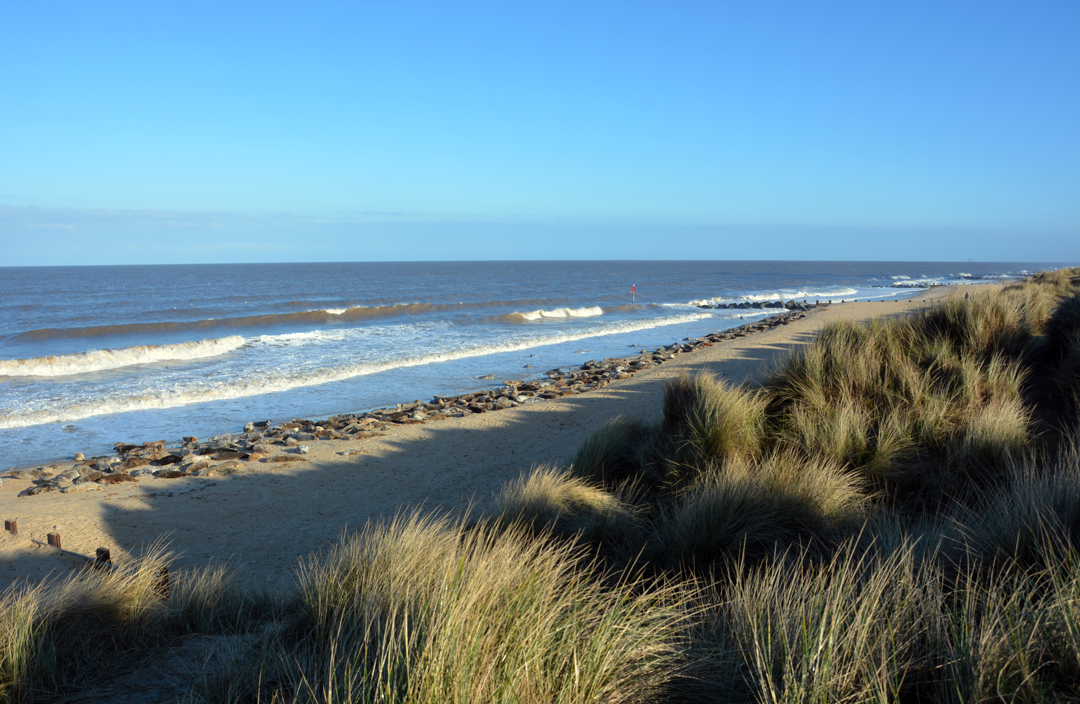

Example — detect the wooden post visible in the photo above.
[94,548,112,570]
[47,533,61,549]
[3,520,15,535]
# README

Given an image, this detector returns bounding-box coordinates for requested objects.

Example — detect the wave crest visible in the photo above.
[0,336,245,378]
[496,306,605,323]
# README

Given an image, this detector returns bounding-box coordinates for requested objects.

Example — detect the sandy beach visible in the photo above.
[0,285,970,593]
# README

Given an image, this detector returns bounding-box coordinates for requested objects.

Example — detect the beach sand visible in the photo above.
[0,285,975,593]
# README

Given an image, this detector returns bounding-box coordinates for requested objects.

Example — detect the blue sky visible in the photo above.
[1,1,1077,264]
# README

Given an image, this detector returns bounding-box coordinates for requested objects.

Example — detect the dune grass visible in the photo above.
[0,548,281,703]
[5,268,1080,703]
[202,512,689,704]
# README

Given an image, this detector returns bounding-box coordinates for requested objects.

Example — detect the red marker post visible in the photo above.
[632,284,636,304]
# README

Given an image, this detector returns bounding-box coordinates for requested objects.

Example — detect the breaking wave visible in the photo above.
[0,314,711,428]
[686,287,859,307]
[0,336,246,378]
[495,306,605,323]
[9,300,574,342]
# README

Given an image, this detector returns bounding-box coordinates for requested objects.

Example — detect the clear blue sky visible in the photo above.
[2,1,1077,264]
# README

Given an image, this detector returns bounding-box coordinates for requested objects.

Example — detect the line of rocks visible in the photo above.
[7,310,808,498]
[697,299,824,310]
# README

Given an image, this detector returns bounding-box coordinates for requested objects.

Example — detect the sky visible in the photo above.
[1,1,1078,265]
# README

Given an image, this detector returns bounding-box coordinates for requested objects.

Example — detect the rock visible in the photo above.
[74,452,85,462]
[297,445,310,455]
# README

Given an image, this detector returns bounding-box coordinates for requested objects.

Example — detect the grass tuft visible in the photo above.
[655,453,866,571]
[250,511,691,703]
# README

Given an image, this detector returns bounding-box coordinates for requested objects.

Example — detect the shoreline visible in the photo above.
[0,284,975,592]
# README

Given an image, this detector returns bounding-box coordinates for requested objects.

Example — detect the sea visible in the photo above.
[0,260,1063,469]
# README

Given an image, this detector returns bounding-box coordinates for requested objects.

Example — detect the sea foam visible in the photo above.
[0,336,246,378]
